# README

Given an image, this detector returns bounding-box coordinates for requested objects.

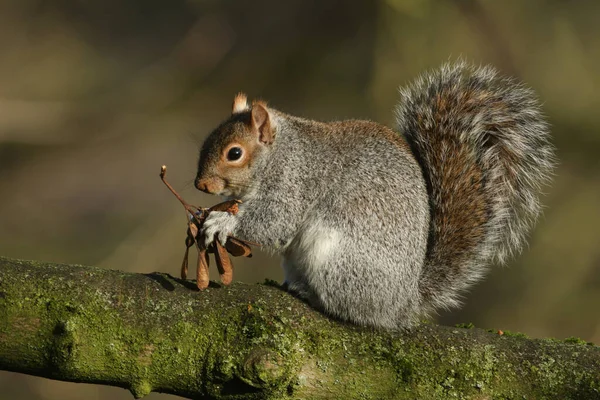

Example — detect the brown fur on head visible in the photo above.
[195,94,275,197]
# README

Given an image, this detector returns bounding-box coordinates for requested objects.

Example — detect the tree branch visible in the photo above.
[0,256,598,399]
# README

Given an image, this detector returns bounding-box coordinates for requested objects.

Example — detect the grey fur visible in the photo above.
[199,61,555,329]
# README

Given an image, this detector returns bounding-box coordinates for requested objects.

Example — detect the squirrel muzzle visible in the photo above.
[195,176,225,195]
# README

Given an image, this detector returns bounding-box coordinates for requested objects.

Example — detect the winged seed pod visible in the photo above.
[160,165,255,288]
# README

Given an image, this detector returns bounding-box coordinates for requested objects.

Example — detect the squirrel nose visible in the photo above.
[195,177,208,192]
[195,176,223,194]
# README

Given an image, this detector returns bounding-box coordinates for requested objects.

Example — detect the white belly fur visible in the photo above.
[283,222,340,281]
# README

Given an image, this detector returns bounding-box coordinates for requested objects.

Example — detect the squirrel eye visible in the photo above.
[226,146,243,161]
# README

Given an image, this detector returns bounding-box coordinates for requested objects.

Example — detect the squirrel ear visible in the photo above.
[232,92,249,114]
[251,101,274,145]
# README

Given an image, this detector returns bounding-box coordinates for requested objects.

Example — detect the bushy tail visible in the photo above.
[395,61,556,313]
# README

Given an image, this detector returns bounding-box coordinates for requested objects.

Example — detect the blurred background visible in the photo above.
[0,0,598,398]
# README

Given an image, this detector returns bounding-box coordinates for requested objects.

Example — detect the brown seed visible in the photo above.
[208,199,241,214]
[197,248,210,290]
[188,222,199,238]
[181,233,196,280]
[225,237,253,257]
[181,246,190,280]
[214,242,234,285]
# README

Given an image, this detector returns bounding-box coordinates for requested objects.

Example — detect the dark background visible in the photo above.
[1,0,599,398]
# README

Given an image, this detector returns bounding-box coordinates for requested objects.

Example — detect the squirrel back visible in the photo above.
[395,61,555,313]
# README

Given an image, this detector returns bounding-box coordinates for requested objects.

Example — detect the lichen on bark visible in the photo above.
[0,256,599,399]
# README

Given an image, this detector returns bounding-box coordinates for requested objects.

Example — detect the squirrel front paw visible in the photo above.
[202,211,239,247]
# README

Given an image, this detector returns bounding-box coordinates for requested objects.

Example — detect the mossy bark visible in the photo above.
[0,256,598,399]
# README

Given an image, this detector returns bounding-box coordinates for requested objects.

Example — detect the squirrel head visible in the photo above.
[195,93,276,197]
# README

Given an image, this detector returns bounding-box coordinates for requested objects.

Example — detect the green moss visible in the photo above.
[455,322,475,329]
[564,336,590,346]
[262,279,281,288]
[499,330,528,339]
[394,357,415,384]
[130,380,152,399]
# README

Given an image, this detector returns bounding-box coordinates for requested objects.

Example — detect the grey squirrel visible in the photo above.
[194,61,555,329]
